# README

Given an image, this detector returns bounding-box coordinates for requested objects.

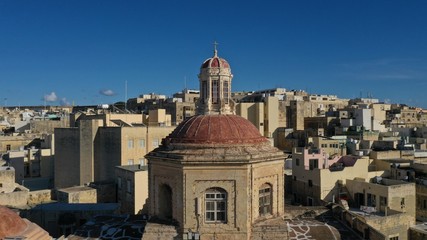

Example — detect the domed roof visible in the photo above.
[201,57,230,69]
[201,49,230,69]
[165,115,267,145]
[0,206,27,239]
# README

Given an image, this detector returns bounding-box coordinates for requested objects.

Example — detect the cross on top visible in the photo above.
[213,41,218,56]
[213,41,218,51]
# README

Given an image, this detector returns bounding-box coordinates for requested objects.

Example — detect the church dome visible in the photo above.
[200,47,230,69]
[0,206,27,239]
[201,56,230,69]
[165,115,267,145]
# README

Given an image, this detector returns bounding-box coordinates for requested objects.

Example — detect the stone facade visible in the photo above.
[0,135,35,153]
[292,147,386,205]
[57,186,97,203]
[236,96,286,147]
[55,114,175,189]
[147,137,285,239]
[0,166,30,207]
[115,164,149,214]
[289,96,348,131]
[346,178,416,218]
[27,189,52,205]
[416,183,427,221]
[144,48,287,239]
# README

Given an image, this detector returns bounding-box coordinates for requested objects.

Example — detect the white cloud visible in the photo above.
[60,98,70,106]
[44,92,58,102]
[99,89,116,96]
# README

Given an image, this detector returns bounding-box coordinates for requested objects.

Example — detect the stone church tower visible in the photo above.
[145,47,285,240]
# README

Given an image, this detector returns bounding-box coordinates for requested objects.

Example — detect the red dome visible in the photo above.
[0,206,27,239]
[201,57,230,69]
[165,115,267,145]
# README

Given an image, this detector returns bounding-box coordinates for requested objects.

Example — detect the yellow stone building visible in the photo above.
[54,111,175,189]
[144,47,286,240]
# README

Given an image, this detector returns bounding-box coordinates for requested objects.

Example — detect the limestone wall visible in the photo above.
[57,188,97,203]
[0,190,29,207]
[416,184,427,221]
[54,127,80,188]
[95,127,122,183]
[0,167,16,193]
[333,205,413,240]
[28,190,52,205]
[366,213,414,240]
[141,223,178,240]
[30,118,69,134]
[369,150,401,160]
[346,179,416,218]
[236,102,264,136]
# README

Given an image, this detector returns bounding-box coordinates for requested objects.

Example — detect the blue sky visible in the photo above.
[1,1,427,107]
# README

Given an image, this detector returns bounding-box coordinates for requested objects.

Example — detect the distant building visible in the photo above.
[57,186,97,204]
[172,89,199,103]
[289,94,348,131]
[127,90,198,125]
[0,135,35,154]
[291,147,385,205]
[309,136,347,156]
[5,143,55,190]
[0,166,30,207]
[236,96,286,146]
[340,178,415,240]
[54,111,175,189]
[115,164,148,214]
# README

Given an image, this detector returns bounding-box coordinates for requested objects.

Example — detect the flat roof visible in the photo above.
[380,158,412,163]
[411,223,427,234]
[116,164,148,172]
[58,186,96,193]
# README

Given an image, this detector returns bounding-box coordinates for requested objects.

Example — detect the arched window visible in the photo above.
[205,188,227,223]
[159,184,172,219]
[223,81,229,104]
[202,81,207,102]
[211,80,219,104]
[259,184,272,216]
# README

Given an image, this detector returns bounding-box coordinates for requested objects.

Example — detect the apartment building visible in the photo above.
[115,164,148,214]
[54,112,175,189]
[292,147,385,205]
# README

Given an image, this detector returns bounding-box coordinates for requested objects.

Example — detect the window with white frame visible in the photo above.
[223,81,229,103]
[128,159,134,165]
[205,188,227,223]
[212,80,219,104]
[153,139,159,147]
[139,139,145,148]
[139,158,146,166]
[128,139,134,148]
